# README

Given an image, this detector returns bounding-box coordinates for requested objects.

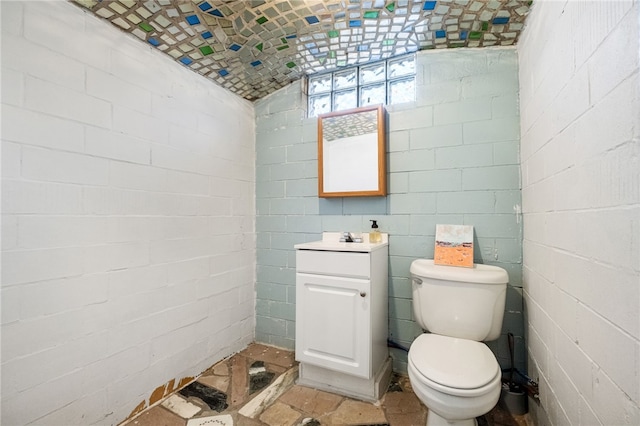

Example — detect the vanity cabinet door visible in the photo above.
[295,272,371,379]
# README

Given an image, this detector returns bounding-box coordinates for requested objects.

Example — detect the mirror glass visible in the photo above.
[318,105,386,197]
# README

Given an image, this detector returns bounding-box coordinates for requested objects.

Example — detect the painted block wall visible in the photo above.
[254,48,524,374]
[1,2,255,425]
[518,1,639,425]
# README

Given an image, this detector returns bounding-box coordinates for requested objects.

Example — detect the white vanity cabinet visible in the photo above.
[294,233,391,401]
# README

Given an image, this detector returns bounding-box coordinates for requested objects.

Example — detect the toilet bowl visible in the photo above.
[408,259,508,426]
[408,334,502,426]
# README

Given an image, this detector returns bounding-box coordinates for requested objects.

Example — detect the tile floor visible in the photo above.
[122,343,531,426]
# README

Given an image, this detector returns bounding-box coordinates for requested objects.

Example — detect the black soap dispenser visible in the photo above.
[369,220,381,243]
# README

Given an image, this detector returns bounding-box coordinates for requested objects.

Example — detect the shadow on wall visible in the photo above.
[473,232,485,263]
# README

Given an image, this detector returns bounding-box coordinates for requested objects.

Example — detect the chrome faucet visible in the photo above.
[339,232,362,243]
[340,232,354,242]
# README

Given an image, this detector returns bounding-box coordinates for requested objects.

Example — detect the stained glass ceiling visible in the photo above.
[73,0,532,101]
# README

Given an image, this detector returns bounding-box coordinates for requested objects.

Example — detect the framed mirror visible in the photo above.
[318,105,386,198]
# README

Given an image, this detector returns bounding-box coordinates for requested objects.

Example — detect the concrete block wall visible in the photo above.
[518,1,639,425]
[1,2,255,425]
[254,47,523,374]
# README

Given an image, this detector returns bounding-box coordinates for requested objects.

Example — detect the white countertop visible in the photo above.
[294,232,388,253]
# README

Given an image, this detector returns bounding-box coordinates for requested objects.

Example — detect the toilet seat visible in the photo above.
[408,334,501,396]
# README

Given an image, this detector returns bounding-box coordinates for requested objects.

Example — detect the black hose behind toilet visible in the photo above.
[499,333,528,415]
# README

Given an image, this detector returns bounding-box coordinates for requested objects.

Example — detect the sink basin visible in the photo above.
[294,232,388,253]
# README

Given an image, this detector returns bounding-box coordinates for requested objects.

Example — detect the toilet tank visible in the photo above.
[410,259,508,341]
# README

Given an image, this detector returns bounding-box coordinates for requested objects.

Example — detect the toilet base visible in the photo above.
[427,410,477,426]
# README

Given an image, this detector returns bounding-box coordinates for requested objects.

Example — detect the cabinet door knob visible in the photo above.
[360,292,366,297]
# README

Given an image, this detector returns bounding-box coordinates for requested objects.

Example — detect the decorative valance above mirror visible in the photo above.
[317,105,387,198]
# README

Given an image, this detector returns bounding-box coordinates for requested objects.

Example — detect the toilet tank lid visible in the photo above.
[410,259,508,284]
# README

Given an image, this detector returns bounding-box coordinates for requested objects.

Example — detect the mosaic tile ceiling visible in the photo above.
[74,0,532,101]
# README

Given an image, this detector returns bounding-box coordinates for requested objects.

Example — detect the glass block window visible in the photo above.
[334,68,357,90]
[333,88,358,111]
[389,77,416,105]
[309,74,332,94]
[307,54,415,117]
[360,83,386,106]
[360,62,386,84]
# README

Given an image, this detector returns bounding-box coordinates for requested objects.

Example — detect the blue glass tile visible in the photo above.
[251,60,262,67]
[358,44,369,51]
[229,43,241,51]
[148,37,160,46]
[423,1,436,11]
[208,9,224,17]
[435,30,446,38]
[310,48,319,55]
[349,20,362,27]
[305,16,319,24]
[180,57,193,65]
[335,11,345,19]
[305,42,315,49]
[202,31,213,39]
[185,15,200,25]
[493,17,510,25]
[219,69,229,77]
[286,34,297,39]
[198,2,212,12]
[460,31,468,39]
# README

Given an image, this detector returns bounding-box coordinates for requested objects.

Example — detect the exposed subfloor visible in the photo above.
[122,343,531,426]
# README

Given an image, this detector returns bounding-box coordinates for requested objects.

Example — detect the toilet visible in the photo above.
[408,259,508,426]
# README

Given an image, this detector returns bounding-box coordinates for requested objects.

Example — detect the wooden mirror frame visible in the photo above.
[317,104,387,198]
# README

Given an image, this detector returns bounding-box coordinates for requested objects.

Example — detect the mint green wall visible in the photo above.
[254,48,523,373]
